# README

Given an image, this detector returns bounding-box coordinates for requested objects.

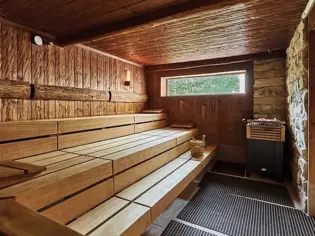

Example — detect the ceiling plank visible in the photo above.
[57,0,251,46]
[146,50,286,71]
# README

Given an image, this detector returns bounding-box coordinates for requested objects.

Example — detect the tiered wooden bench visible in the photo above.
[0,113,217,236]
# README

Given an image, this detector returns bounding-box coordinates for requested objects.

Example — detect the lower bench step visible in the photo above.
[68,197,129,235]
[89,203,151,236]
[135,160,202,221]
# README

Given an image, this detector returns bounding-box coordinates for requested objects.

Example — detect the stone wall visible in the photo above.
[286,21,309,210]
[253,59,287,121]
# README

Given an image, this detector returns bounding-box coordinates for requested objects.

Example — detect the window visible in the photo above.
[161,71,246,97]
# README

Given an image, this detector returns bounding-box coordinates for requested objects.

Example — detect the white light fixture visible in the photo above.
[33,35,43,46]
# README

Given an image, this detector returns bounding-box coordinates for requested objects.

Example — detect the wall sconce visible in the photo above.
[124,70,131,86]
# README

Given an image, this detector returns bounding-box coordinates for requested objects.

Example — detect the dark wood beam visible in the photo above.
[146,50,286,72]
[57,0,250,46]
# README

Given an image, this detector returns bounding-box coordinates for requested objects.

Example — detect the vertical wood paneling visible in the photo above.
[17,28,31,121]
[146,63,253,163]
[82,49,91,117]
[2,23,18,121]
[74,47,83,117]
[0,22,146,122]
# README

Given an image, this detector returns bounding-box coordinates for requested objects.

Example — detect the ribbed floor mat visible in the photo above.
[161,220,215,236]
[200,173,294,207]
[178,178,315,236]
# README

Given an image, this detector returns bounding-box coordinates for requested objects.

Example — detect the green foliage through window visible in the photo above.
[166,73,246,96]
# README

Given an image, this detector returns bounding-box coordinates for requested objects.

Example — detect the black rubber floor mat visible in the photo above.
[178,184,315,236]
[200,173,294,207]
[161,220,216,236]
[211,161,245,177]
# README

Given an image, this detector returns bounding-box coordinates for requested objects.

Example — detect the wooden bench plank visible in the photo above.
[103,136,177,174]
[68,197,129,235]
[135,120,168,133]
[169,128,199,144]
[89,203,151,236]
[135,145,217,221]
[0,166,24,178]
[23,153,79,166]
[62,134,145,153]
[58,115,135,134]
[0,199,82,236]
[58,125,135,149]
[73,134,151,156]
[0,136,58,161]
[0,159,112,210]
[114,142,190,193]
[42,178,114,225]
[17,151,66,163]
[135,113,167,123]
[0,120,57,142]
[135,160,201,221]
[117,158,189,201]
[0,155,94,189]
[90,136,162,158]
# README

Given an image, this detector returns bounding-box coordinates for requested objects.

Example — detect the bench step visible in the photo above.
[89,203,151,236]
[114,142,190,193]
[0,159,112,210]
[68,197,129,235]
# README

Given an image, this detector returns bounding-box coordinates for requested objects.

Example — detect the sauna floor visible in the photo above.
[143,172,315,236]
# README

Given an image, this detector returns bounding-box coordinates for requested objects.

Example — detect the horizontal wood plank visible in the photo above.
[135,120,168,133]
[0,120,57,142]
[135,113,167,123]
[58,125,135,149]
[104,136,177,174]
[57,115,135,134]
[0,159,112,210]
[114,141,190,193]
[110,91,148,103]
[89,203,151,236]
[68,197,129,235]
[90,136,161,158]
[0,137,58,161]
[135,160,201,221]
[63,134,147,154]
[0,199,82,236]
[42,179,114,224]
[117,158,188,201]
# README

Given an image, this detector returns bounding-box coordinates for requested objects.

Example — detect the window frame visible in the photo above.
[161,70,248,97]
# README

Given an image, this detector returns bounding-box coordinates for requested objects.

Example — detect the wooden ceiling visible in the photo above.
[0,0,308,65]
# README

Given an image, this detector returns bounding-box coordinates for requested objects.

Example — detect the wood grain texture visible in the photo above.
[309,13,315,216]
[135,160,202,221]
[114,141,190,193]
[58,125,135,149]
[146,61,254,163]
[0,21,146,122]
[0,199,83,236]
[42,179,114,225]
[0,159,112,210]
[0,120,57,141]
[89,203,151,236]
[117,157,188,201]
[110,91,148,103]
[81,0,306,65]
[0,136,58,161]
[68,197,129,235]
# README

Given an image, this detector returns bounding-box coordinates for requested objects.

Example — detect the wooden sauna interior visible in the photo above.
[1,0,315,236]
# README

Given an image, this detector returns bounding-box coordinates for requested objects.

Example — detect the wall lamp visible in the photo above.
[124,70,131,86]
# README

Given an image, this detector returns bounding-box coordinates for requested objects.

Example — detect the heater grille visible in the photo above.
[246,125,285,142]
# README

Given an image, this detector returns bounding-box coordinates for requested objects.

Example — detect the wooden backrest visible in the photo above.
[0,113,168,160]
[0,120,58,161]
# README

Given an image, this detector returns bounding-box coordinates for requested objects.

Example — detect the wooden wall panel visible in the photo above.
[0,21,146,122]
[146,62,253,163]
